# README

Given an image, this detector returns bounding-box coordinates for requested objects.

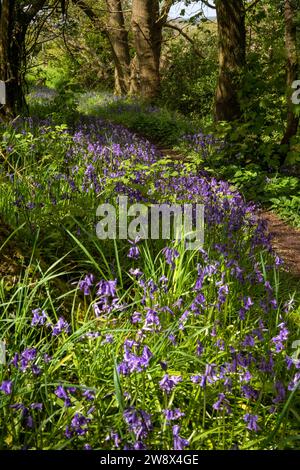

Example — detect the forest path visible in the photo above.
[157,146,300,277]
[259,210,300,277]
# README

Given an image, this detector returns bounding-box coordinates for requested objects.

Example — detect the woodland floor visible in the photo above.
[1,129,300,282]
[159,146,300,279]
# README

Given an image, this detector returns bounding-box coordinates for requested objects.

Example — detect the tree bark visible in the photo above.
[281,0,299,160]
[129,55,140,96]
[0,0,23,119]
[73,0,131,95]
[215,0,246,121]
[0,1,46,119]
[105,0,131,95]
[131,0,162,100]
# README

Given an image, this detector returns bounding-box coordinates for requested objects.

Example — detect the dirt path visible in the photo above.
[259,210,300,277]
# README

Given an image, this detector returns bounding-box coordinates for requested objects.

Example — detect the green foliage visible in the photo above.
[27,87,79,124]
[27,4,114,93]
[2,0,300,452]
[270,196,300,227]
[77,92,195,146]
[0,87,300,451]
[160,25,218,118]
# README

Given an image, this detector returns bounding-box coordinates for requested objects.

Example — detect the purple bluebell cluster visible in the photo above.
[1,110,298,450]
[159,374,182,394]
[182,132,224,159]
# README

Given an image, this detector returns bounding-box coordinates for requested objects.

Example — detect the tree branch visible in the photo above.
[72,0,108,35]
[158,0,175,26]
[72,0,99,22]
[245,0,262,12]
[201,0,216,10]
[164,23,205,59]
[24,0,48,23]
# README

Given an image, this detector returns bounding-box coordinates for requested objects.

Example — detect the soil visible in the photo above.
[0,216,26,284]
[259,210,300,277]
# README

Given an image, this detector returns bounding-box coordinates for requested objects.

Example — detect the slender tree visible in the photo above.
[281,0,299,161]
[215,0,246,121]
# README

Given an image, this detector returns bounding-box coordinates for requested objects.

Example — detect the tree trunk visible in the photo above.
[0,0,25,119]
[129,54,140,96]
[215,0,246,121]
[131,0,162,100]
[280,0,299,161]
[0,1,45,120]
[105,0,131,95]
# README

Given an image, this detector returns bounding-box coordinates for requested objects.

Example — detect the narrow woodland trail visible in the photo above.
[158,146,300,278]
[260,210,300,277]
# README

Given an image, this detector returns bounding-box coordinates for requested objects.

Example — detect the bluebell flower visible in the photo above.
[52,317,70,336]
[168,334,177,346]
[172,425,189,450]
[82,389,95,402]
[118,344,153,375]
[31,308,47,326]
[288,372,300,391]
[123,407,152,440]
[241,385,259,400]
[159,374,182,394]
[272,323,289,352]
[131,311,142,324]
[103,334,114,344]
[97,279,117,297]
[20,348,37,372]
[144,308,160,329]
[79,274,95,296]
[0,380,12,395]
[54,386,71,407]
[105,432,121,448]
[162,247,179,269]
[163,409,185,422]
[213,393,232,414]
[243,413,260,432]
[128,245,140,260]
[273,381,286,404]
[30,403,43,410]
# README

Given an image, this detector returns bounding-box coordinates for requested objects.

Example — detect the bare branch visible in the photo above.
[158,0,175,26]
[245,0,262,12]
[23,0,48,23]
[72,0,108,35]
[164,23,205,59]
[201,1,216,9]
